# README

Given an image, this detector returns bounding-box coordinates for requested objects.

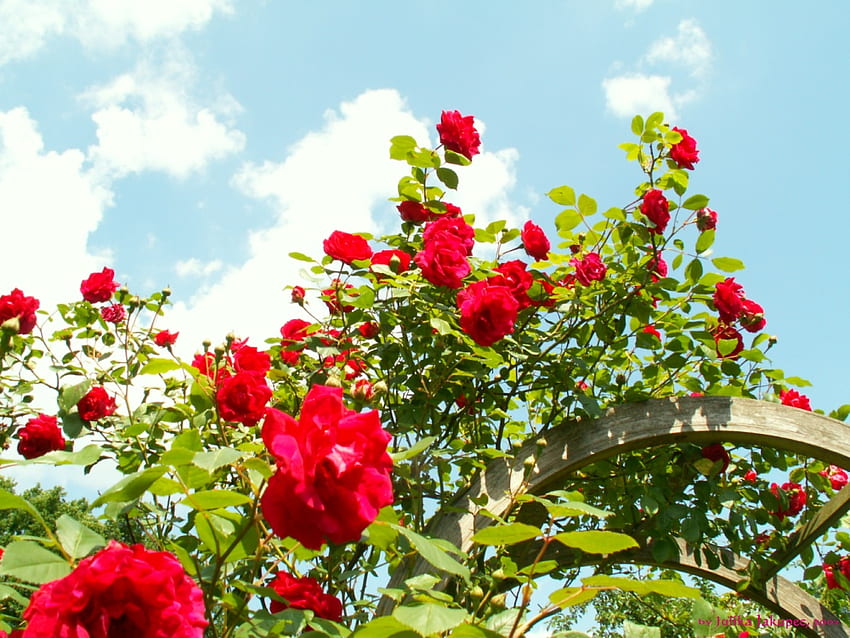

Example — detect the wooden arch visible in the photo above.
[380,396,850,637]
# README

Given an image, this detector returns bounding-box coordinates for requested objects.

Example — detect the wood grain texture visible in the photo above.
[378,396,850,634]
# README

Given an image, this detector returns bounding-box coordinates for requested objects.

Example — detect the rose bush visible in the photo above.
[0,109,846,637]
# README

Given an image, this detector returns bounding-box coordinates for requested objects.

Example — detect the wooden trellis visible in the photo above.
[380,396,850,637]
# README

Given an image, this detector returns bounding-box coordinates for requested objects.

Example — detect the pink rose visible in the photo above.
[779,388,812,411]
[80,268,119,303]
[261,385,393,549]
[436,110,481,160]
[457,278,520,347]
[713,278,745,323]
[22,541,207,637]
[100,303,125,324]
[521,220,550,261]
[76,386,117,422]
[0,288,39,335]
[696,207,718,231]
[216,371,272,427]
[700,443,730,473]
[414,240,471,289]
[154,330,179,347]
[640,189,670,234]
[16,414,65,459]
[669,127,700,170]
[268,572,343,621]
[770,481,806,519]
[323,230,372,265]
[570,252,607,285]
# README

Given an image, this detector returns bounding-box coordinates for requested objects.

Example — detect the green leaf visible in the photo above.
[56,514,107,559]
[181,490,252,510]
[684,258,703,285]
[0,583,29,606]
[19,444,102,467]
[645,112,664,131]
[582,575,701,598]
[0,488,50,534]
[549,587,598,609]
[352,616,420,638]
[193,447,243,472]
[631,114,644,135]
[0,541,71,584]
[548,185,576,206]
[392,525,470,580]
[58,380,92,412]
[436,167,459,190]
[624,621,661,638]
[577,194,597,216]
[603,207,626,221]
[711,257,745,273]
[542,500,611,519]
[695,229,715,254]
[555,209,582,232]
[140,358,181,375]
[472,523,541,546]
[61,412,86,438]
[682,194,709,210]
[389,135,418,161]
[391,436,436,462]
[448,625,505,638]
[92,466,168,507]
[552,530,638,554]
[394,604,468,636]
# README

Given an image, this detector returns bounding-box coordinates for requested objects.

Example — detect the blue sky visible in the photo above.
[2,2,848,424]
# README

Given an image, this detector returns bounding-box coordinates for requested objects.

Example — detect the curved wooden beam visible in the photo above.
[379,396,850,630]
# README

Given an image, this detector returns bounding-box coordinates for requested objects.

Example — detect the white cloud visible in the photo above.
[83,51,245,179]
[614,0,654,11]
[602,19,712,120]
[0,0,233,65]
[0,107,112,304]
[602,73,678,120]
[644,18,712,78]
[175,258,224,278]
[168,89,522,350]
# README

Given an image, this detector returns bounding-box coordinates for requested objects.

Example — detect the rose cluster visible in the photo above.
[711,277,766,359]
[769,481,806,520]
[414,216,474,289]
[260,384,393,549]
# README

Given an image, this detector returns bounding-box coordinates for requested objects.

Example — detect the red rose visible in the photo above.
[370,249,412,276]
[457,278,520,347]
[77,386,117,422]
[216,371,272,426]
[494,261,533,309]
[521,220,550,261]
[700,443,730,473]
[352,378,374,402]
[647,252,668,281]
[437,109,481,160]
[713,324,743,359]
[80,267,119,303]
[291,286,306,305]
[738,298,766,333]
[358,322,379,339]
[819,465,848,491]
[713,277,745,323]
[770,481,806,519]
[823,556,850,590]
[322,231,372,265]
[0,288,39,334]
[570,252,607,285]
[642,324,662,340]
[280,318,314,365]
[669,127,700,170]
[743,469,758,484]
[322,279,357,314]
[16,414,65,459]
[191,352,232,385]
[414,240,470,289]
[640,189,670,234]
[100,303,126,324]
[22,541,207,638]
[443,202,462,217]
[696,207,718,231]
[154,330,179,347]
[261,385,393,549]
[233,343,271,376]
[268,572,343,621]
[779,388,812,411]
[397,200,438,224]
[423,217,475,256]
